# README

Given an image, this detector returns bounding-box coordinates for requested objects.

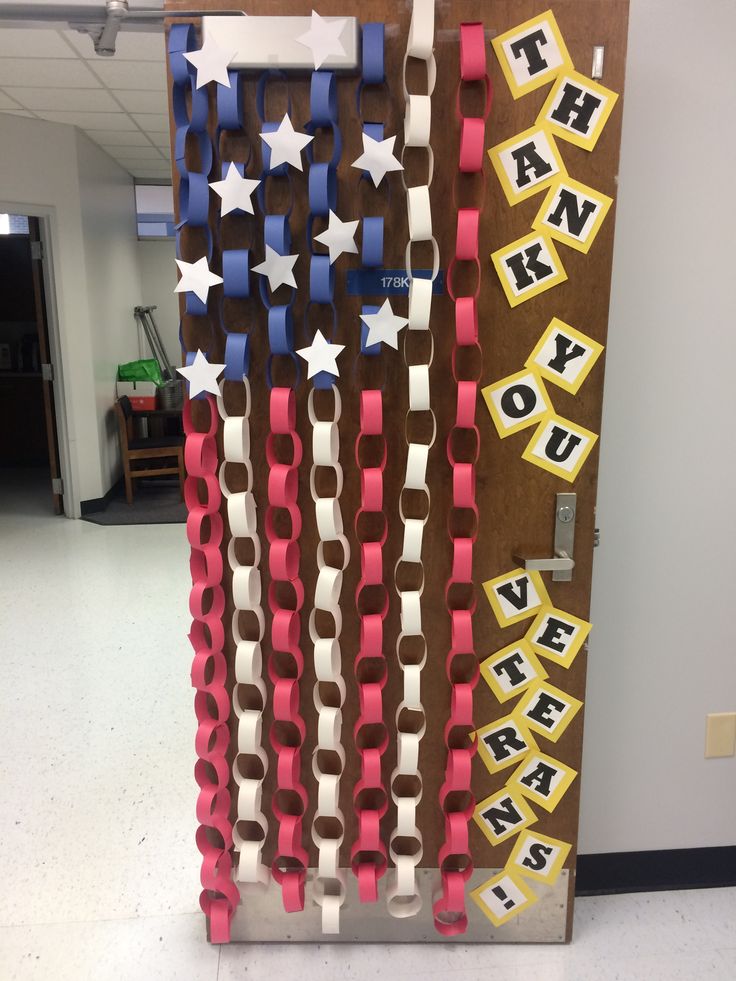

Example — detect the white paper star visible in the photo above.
[174,257,223,304]
[252,245,298,291]
[351,132,404,188]
[360,299,409,350]
[177,349,225,398]
[209,162,260,217]
[183,36,236,89]
[296,10,347,69]
[314,210,359,264]
[297,329,345,379]
[260,115,313,172]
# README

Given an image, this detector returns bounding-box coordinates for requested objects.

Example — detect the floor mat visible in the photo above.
[82,481,185,525]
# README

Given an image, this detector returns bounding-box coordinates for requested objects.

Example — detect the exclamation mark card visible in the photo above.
[470,869,538,927]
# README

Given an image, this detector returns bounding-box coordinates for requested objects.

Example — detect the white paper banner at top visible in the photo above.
[203,16,359,71]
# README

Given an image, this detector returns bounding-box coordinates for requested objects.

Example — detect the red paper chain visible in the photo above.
[351,388,390,902]
[434,21,492,937]
[265,386,309,912]
[184,394,240,943]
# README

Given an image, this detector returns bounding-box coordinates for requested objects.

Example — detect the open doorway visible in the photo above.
[0,214,64,516]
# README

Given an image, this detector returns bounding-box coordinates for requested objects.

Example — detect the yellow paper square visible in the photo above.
[476,714,538,774]
[526,606,592,669]
[508,830,572,885]
[482,368,553,438]
[508,750,578,812]
[471,869,539,927]
[521,412,598,482]
[532,176,613,254]
[480,640,549,703]
[488,126,568,206]
[483,568,551,627]
[525,318,604,395]
[474,786,538,846]
[492,233,568,308]
[491,10,574,99]
[538,70,619,151]
[516,680,583,743]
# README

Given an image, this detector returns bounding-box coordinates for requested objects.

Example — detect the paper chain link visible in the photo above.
[305,69,350,935]
[386,0,437,919]
[433,21,491,937]
[212,68,271,893]
[184,395,240,943]
[256,71,309,913]
[351,22,391,905]
[169,25,238,943]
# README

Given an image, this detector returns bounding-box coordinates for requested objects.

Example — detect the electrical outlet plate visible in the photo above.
[705,713,736,758]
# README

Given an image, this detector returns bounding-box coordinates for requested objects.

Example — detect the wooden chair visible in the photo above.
[114,396,185,506]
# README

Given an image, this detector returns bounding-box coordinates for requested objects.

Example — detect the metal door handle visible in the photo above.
[513,493,577,583]
[513,549,575,574]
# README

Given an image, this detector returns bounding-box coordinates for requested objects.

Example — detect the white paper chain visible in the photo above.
[308,386,350,934]
[216,378,269,888]
[387,0,437,919]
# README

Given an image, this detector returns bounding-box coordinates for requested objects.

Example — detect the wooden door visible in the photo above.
[167,0,629,942]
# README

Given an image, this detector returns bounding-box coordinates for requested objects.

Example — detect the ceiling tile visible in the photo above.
[0,58,99,89]
[129,166,174,180]
[36,110,137,130]
[87,60,166,91]
[112,90,169,114]
[106,146,164,161]
[4,87,119,112]
[87,130,153,147]
[63,29,166,62]
[148,132,171,147]
[0,91,23,110]
[0,29,77,59]
[130,112,169,132]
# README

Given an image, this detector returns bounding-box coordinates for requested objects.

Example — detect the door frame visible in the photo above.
[0,201,77,518]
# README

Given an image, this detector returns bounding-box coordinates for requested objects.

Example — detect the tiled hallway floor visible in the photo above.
[1,476,734,980]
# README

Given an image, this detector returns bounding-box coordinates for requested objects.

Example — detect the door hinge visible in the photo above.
[52,477,64,496]
[594,527,601,548]
[31,240,44,262]
[41,362,54,382]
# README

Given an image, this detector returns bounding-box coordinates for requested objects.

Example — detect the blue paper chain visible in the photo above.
[216,68,252,382]
[306,70,340,390]
[256,71,299,390]
[168,23,216,398]
[357,24,387,367]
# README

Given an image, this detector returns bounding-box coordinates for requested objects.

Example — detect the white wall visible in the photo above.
[76,131,143,494]
[136,238,180,367]
[0,113,141,509]
[579,0,736,853]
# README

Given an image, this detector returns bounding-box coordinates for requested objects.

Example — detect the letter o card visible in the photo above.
[491,10,573,99]
[526,606,592,669]
[471,870,538,928]
[538,71,619,151]
[526,319,604,395]
[488,126,567,205]
[476,714,538,775]
[480,640,548,703]
[533,177,613,254]
[492,233,567,308]
[482,368,552,438]
[483,568,550,627]
[516,681,583,743]
[508,830,572,886]
[522,413,598,482]
[508,750,578,812]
